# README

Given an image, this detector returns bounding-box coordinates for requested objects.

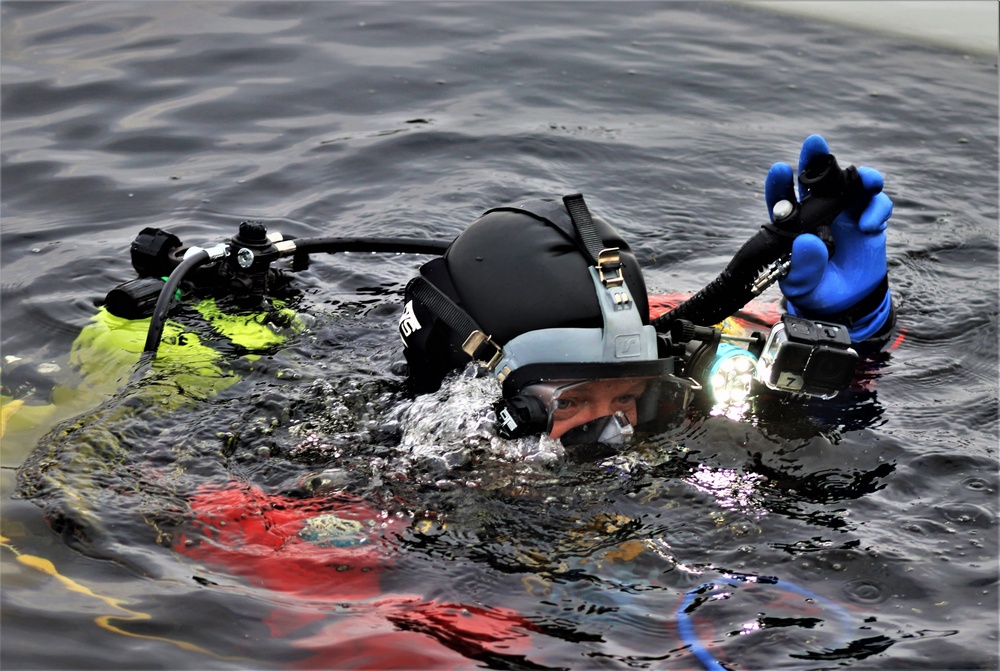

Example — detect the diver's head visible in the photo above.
[400,195,684,446]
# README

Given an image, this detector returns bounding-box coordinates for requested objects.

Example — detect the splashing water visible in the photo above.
[392,365,565,469]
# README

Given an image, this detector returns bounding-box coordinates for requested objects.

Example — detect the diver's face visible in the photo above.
[548,378,648,440]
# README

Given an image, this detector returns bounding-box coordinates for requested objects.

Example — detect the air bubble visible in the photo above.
[961,477,993,492]
[843,580,888,604]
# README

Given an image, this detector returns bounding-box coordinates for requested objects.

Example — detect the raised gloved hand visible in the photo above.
[765,134,893,343]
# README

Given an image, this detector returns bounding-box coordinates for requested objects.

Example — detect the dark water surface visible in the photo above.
[2,2,997,670]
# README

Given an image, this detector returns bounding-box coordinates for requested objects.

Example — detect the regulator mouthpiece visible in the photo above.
[560,411,635,447]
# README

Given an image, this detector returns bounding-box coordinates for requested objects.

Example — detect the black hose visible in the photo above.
[651,226,795,329]
[143,249,211,355]
[139,237,448,357]
[290,236,451,256]
[652,153,867,331]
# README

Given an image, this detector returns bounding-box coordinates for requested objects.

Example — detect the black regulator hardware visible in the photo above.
[130,227,185,278]
[105,277,171,320]
[218,221,288,305]
[103,220,451,358]
[769,152,862,236]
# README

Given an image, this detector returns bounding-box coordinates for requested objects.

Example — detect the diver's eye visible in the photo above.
[613,394,638,405]
[554,398,575,411]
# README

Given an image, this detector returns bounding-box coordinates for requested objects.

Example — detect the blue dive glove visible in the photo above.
[765,135,893,343]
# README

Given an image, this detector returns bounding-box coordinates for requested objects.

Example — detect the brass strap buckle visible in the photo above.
[597,247,624,287]
[462,330,504,370]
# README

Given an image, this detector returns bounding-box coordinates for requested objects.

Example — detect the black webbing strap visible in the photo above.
[562,193,624,287]
[562,194,604,265]
[409,276,504,369]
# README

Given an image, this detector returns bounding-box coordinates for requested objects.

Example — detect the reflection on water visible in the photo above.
[2,2,997,670]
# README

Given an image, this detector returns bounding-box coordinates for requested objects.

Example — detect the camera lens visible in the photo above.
[804,347,858,392]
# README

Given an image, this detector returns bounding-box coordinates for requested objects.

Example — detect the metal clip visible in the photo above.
[462,330,504,370]
[751,258,792,296]
[597,247,624,287]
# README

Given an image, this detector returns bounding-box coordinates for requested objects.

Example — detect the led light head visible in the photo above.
[707,342,758,416]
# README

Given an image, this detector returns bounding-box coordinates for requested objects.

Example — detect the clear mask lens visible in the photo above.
[520,373,698,445]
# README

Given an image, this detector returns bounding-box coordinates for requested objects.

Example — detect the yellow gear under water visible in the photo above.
[1,298,302,438]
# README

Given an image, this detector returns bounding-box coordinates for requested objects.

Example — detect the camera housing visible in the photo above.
[756,315,858,399]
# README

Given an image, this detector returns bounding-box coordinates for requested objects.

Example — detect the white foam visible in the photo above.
[393,365,565,470]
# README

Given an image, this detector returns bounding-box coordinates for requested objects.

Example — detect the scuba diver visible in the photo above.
[9,134,899,668]
[11,132,892,445]
[397,133,895,446]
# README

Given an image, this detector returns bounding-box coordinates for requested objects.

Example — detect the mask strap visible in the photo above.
[407,276,504,370]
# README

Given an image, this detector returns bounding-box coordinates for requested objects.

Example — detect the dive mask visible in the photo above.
[494,369,700,446]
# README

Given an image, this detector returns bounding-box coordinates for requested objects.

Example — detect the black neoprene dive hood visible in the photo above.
[400,198,651,394]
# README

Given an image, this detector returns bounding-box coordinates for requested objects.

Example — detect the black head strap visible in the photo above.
[563,193,624,287]
[408,276,504,370]
[562,193,605,265]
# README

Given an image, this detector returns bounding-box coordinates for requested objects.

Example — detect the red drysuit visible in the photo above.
[175,483,537,669]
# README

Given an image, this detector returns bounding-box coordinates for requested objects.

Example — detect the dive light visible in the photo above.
[670,315,858,406]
